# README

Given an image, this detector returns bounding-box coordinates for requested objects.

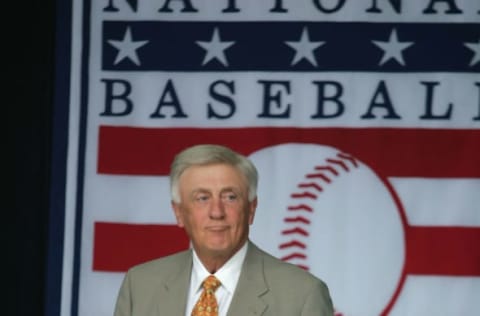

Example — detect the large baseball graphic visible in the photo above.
[249,143,407,315]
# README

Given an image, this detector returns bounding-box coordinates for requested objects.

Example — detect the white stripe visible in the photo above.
[87,176,480,227]
[390,178,480,226]
[86,175,175,224]
[78,272,124,316]
[390,276,480,315]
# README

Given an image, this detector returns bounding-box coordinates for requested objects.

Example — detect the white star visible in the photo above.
[464,38,480,66]
[196,28,235,67]
[107,27,149,66]
[372,29,414,66]
[285,27,325,67]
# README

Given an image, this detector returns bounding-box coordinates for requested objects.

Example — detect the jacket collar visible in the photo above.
[227,241,269,316]
[158,250,193,315]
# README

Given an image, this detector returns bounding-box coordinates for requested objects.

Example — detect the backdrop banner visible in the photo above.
[48,1,480,315]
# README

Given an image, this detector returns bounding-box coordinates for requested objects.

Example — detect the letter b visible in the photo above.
[100,78,133,116]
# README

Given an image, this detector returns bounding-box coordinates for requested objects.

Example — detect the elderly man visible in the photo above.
[114,144,334,316]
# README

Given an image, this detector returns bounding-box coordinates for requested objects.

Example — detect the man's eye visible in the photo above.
[196,195,209,202]
[222,193,237,201]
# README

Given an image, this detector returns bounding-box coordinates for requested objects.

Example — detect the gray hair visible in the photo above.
[170,144,258,203]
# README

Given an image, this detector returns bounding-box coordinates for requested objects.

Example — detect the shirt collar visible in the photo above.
[191,242,249,295]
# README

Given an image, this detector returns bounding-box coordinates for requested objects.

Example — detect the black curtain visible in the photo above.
[14,1,55,315]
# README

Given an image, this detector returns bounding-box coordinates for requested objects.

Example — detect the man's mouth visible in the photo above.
[207,226,228,232]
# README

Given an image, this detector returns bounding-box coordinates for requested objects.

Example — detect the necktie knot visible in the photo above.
[203,275,220,293]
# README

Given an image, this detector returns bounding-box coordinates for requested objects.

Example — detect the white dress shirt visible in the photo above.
[185,242,248,316]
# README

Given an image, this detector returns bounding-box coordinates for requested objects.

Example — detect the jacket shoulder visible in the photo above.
[127,249,191,280]
[253,243,328,287]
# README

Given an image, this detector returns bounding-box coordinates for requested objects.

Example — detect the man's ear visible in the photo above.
[248,197,257,225]
[172,201,185,228]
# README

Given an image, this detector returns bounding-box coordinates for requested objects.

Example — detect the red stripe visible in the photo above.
[97,126,480,177]
[93,222,189,272]
[405,226,480,276]
[93,222,480,275]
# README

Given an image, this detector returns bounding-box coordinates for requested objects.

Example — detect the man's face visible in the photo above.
[172,163,257,261]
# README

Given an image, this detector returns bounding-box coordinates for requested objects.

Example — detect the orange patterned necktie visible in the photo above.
[191,275,221,316]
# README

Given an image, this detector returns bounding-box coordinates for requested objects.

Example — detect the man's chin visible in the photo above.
[205,244,232,257]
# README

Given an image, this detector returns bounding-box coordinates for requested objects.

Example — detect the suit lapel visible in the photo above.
[156,251,193,315]
[227,242,268,316]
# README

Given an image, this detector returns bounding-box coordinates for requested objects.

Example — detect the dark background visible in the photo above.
[14,1,56,315]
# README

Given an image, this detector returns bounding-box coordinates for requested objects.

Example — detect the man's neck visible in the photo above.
[195,241,248,274]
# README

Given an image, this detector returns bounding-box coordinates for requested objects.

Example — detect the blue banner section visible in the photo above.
[102,21,480,72]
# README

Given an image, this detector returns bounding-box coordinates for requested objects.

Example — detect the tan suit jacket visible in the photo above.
[114,241,333,316]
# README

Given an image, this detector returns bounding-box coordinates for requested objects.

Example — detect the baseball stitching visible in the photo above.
[278,151,359,270]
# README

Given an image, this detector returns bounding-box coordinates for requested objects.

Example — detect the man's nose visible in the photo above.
[209,198,226,219]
